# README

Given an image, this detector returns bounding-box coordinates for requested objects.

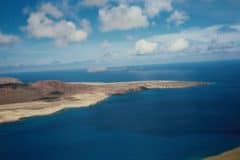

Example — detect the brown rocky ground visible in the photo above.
[0,77,22,85]
[0,77,207,123]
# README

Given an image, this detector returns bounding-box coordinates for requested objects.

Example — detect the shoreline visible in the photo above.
[205,147,240,160]
[0,92,109,123]
[0,80,207,124]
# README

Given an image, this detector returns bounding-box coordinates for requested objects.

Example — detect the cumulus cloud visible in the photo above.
[144,0,173,17]
[0,32,19,44]
[99,4,149,32]
[135,39,157,54]
[24,3,89,46]
[80,19,92,33]
[81,0,108,7]
[40,3,63,18]
[167,10,189,25]
[144,24,240,54]
[168,38,189,52]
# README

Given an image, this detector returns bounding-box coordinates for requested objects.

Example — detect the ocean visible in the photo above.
[0,60,240,160]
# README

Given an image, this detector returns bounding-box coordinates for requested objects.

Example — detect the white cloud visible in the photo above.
[0,32,19,44]
[167,10,189,25]
[40,3,63,18]
[146,24,240,54]
[135,39,157,54]
[81,0,108,7]
[230,24,240,31]
[144,0,173,17]
[99,4,149,32]
[168,38,189,52]
[80,19,92,33]
[24,3,89,46]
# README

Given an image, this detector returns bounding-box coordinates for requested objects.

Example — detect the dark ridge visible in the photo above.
[0,83,28,89]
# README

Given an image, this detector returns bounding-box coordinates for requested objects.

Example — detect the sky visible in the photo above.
[0,0,240,70]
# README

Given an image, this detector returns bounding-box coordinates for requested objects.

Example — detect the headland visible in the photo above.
[0,77,207,123]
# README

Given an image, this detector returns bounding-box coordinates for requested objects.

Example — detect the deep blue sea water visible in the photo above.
[1,61,240,160]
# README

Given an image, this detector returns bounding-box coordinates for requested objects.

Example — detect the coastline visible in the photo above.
[205,147,240,160]
[0,80,206,124]
[0,92,109,123]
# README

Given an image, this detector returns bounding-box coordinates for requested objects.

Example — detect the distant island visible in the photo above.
[0,77,207,123]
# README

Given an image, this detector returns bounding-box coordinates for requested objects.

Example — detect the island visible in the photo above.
[0,77,207,123]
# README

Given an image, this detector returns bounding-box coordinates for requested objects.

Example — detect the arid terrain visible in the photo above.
[1,77,240,159]
[0,77,206,123]
[205,147,240,160]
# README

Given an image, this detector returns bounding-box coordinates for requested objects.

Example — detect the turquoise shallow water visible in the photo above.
[0,61,240,160]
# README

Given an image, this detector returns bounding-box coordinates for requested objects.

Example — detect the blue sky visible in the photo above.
[0,0,240,69]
